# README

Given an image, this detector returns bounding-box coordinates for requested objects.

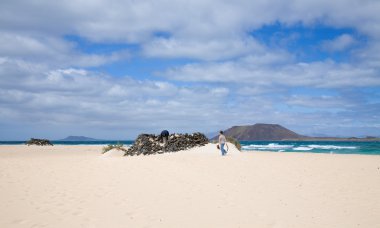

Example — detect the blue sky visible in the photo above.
[0,0,380,140]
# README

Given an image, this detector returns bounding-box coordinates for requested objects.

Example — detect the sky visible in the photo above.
[1,0,380,140]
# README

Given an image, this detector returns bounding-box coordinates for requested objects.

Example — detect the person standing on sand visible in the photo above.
[219,131,227,156]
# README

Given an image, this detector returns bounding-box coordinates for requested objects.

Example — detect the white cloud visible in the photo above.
[286,95,353,109]
[0,0,379,83]
[355,40,380,68]
[322,34,356,52]
[0,32,130,67]
[1,0,380,139]
[1,59,379,139]
[0,58,235,138]
[1,0,380,59]
[143,36,264,61]
[162,57,380,88]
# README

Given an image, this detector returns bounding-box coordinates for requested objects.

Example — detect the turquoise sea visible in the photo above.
[1,140,380,155]
[240,141,380,155]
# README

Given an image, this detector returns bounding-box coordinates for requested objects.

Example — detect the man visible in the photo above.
[218,131,227,156]
[160,130,169,147]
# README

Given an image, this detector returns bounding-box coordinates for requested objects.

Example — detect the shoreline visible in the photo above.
[0,143,380,157]
[1,143,379,158]
[2,142,380,156]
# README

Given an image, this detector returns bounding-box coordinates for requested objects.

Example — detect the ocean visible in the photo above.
[240,141,380,155]
[1,140,379,155]
[0,140,134,146]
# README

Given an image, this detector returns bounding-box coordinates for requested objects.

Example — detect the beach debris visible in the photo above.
[125,132,209,156]
[102,143,128,154]
[26,138,53,146]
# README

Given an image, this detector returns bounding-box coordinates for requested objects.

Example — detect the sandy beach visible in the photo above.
[0,144,379,228]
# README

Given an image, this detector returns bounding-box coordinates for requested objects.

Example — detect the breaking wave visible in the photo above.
[242,143,358,153]
[243,143,293,150]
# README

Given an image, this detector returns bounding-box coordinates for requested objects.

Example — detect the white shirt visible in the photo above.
[219,134,226,144]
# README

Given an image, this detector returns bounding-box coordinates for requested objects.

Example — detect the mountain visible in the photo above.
[58,136,101,141]
[206,131,219,139]
[214,123,306,141]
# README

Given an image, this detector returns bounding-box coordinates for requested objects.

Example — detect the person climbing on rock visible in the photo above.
[160,130,169,147]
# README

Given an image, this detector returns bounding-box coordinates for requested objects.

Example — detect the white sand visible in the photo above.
[0,144,379,228]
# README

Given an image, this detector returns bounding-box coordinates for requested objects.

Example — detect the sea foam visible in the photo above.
[243,143,293,151]
[242,143,358,152]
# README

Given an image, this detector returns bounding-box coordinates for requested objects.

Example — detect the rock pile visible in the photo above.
[26,138,53,146]
[125,132,209,156]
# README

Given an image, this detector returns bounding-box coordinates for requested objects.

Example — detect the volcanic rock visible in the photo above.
[125,132,208,156]
[26,138,53,146]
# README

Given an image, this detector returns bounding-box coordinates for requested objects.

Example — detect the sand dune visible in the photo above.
[0,144,379,228]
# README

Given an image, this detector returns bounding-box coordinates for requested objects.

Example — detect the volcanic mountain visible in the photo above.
[214,123,306,141]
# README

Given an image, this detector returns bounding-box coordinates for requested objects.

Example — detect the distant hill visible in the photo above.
[58,136,101,141]
[212,124,380,141]
[213,123,306,141]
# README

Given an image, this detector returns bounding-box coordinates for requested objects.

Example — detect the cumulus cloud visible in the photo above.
[0,32,130,67]
[143,36,264,61]
[285,95,355,109]
[0,58,236,139]
[162,56,380,88]
[1,1,380,46]
[1,0,380,139]
[321,34,356,52]
[1,1,380,66]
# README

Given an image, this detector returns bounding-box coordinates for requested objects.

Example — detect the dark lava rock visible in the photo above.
[26,138,53,146]
[125,132,209,156]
